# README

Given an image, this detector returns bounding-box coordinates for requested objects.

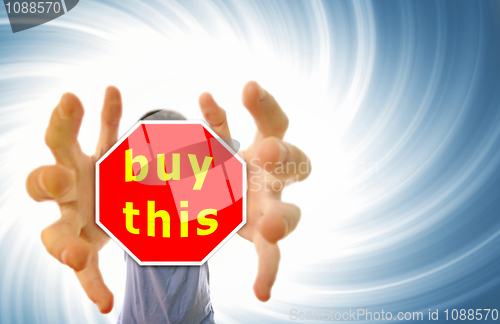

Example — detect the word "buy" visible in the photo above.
[125,149,213,190]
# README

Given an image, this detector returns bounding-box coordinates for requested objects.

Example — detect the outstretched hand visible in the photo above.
[26,87,123,313]
[199,81,311,301]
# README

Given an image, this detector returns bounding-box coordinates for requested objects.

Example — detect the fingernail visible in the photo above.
[61,249,68,265]
[57,103,66,119]
[281,217,289,237]
[278,142,287,162]
[257,83,267,101]
[38,169,53,198]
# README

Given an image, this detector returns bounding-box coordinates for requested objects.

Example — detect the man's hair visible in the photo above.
[139,110,186,121]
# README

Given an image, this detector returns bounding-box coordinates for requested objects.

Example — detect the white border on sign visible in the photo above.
[95,120,247,266]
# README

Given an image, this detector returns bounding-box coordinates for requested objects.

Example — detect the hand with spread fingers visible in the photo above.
[26,87,122,313]
[26,81,311,317]
[199,81,311,302]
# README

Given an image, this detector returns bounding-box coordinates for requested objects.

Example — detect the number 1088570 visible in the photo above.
[5,2,62,14]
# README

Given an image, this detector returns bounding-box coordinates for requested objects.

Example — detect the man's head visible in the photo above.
[139,110,186,121]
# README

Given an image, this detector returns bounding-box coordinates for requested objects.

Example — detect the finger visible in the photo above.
[41,216,92,271]
[199,92,232,139]
[258,200,301,244]
[75,254,114,314]
[242,81,289,140]
[253,232,280,302]
[255,136,312,181]
[45,93,84,167]
[26,165,76,203]
[95,86,123,157]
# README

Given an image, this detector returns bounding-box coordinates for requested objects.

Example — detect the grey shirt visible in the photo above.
[117,253,214,324]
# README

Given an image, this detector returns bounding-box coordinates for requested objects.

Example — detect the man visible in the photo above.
[26,81,311,323]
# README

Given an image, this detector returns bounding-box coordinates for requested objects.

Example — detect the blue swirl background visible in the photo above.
[0,0,499,323]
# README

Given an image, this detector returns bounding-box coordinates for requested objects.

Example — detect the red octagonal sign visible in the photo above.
[96,121,246,265]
